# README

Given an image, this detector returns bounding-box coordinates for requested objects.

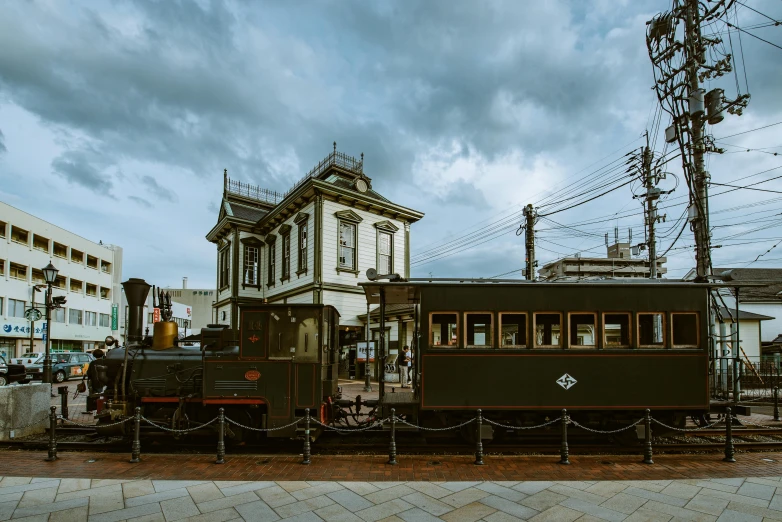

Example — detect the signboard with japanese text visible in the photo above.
[153,308,161,323]
[111,304,118,330]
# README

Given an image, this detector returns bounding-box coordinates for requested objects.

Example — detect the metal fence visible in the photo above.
[711,355,782,401]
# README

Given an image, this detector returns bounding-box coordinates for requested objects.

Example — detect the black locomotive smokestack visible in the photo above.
[122,278,151,344]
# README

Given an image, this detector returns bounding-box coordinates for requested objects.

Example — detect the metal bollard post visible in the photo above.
[130,407,141,463]
[723,407,736,463]
[58,386,69,421]
[474,409,484,465]
[216,408,225,464]
[642,409,653,465]
[388,408,397,465]
[560,409,570,465]
[302,408,311,465]
[45,406,57,462]
[774,387,780,422]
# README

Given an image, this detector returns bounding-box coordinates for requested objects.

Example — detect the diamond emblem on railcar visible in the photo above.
[248,335,259,343]
[556,373,577,390]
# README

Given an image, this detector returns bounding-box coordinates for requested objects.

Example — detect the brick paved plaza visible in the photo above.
[0,451,781,520]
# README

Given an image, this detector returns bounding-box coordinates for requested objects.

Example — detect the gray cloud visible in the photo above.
[141,175,178,203]
[50,150,112,194]
[0,129,6,154]
[127,195,153,209]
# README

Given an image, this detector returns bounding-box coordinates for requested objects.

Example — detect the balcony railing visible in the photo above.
[225,179,284,205]
[286,149,363,198]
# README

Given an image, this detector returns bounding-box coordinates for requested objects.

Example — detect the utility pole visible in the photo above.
[523,204,537,281]
[642,137,664,279]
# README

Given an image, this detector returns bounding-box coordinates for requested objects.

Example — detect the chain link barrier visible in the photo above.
[226,417,302,433]
[651,416,724,432]
[484,417,562,430]
[59,415,131,429]
[4,413,50,432]
[312,418,386,433]
[141,416,218,433]
[395,416,476,432]
[570,418,644,434]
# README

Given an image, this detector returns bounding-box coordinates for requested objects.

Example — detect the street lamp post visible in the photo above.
[41,262,59,385]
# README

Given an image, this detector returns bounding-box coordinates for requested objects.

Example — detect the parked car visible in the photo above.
[25,352,95,384]
[12,352,44,366]
[0,356,28,386]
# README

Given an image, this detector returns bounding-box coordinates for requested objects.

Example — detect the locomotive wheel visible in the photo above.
[170,409,190,440]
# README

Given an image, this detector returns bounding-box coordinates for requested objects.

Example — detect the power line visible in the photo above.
[715,120,782,140]
[724,20,782,51]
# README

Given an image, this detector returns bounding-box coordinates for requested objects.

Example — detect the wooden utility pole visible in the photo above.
[523,204,537,281]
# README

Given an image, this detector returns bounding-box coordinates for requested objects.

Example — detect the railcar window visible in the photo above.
[268,310,295,359]
[672,313,699,348]
[499,313,527,348]
[638,313,665,348]
[534,313,562,348]
[465,313,493,348]
[569,313,596,348]
[431,313,458,347]
[603,313,631,348]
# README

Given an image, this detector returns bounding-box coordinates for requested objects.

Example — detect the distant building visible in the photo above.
[206,145,424,351]
[160,278,216,332]
[118,292,194,344]
[0,202,123,358]
[686,267,782,343]
[539,242,667,280]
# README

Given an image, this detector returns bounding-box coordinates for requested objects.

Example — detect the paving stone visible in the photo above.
[0,492,23,504]
[0,478,31,487]
[560,497,628,522]
[558,481,596,491]
[623,486,691,507]
[340,482,381,496]
[314,503,364,522]
[153,481,209,493]
[18,486,57,508]
[770,494,782,512]
[0,499,17,521]
[57,479,91,494]
[292,483,345,501]
[125,488,190,508]
[124,480,157,499]
[617,482,668,493]
[234,500,281,521]
[395,507,444,522]
[6,514,48,522]
[439,501,496,522]
[439,487,491,508]
[219,481,275,497]
[12,497,88,519]
[548,485,608,506]
[87,503,163,522]
[697,488,772,508]
[196,491,262,514]
[278,512,323,522]
[327,489,374,512]
[88,491,125,515]
[697,482,742,494]
[622,508,673,522]
[712,479,746,488]
[744,477,782,488]
[180,507,240,522]
[48,505,89,522]
[482,512,526,522]
[57,484,123,502]
[512,482,555,495]
[685,494,731,516]
[405,483,452,499]
[355,498,414,522]
[640,499,718,521]
[714,508,762,521]
[125,513,166,522]
[279,482,313,493]
[364,486,416,505]
[259,485,299,508]
[274,495,335,519]
[600,492,649,515]
[737,483,776,501]
[479,494,538,520]
[400,492,454,516]
[160,495,200,521]
[520,490,568,512]
[585,482,629,498]
[440,482,481,493]
[0,481,68,496]
[374,483,406,490]
[660,482,702,500]
[91,480,131,488]
[724,500,782,520]
[527,505,584,522]
[186,482,224,504]
[475,483,527,502]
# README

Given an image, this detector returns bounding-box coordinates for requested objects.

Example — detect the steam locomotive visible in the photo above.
[92,278,347,439]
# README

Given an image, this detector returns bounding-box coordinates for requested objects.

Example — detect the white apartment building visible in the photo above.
[0,202,123,358]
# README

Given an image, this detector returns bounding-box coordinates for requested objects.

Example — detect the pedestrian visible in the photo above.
[80,348,105,395]
[399,345,411,388]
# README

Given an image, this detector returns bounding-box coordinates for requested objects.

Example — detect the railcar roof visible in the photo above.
[359,278,766,305]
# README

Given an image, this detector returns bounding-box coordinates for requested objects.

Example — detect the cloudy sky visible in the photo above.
[1,0,781,288]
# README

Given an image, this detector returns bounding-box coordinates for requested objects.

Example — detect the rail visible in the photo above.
[36,404,764,467]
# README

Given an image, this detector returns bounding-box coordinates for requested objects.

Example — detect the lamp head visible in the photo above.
[42,262,58,284]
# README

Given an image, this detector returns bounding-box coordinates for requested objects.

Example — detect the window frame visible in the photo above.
[567,311,598,349]
[533,312,563,349]
[218,247,230,290]
[602,312,632,349]
[9,262,27,281]
[297,221,308,275]
[637,312,667,349]
[338,221,357,272]
[377,231,393,275]
[670,312,700,349]
[9,299,25,319]
[267,235,277,287]
[464,311,494,349]
[69,308,83,325]
[281,233,291,282]
[429,312,460,348]
[243,244,259,286]
[499,312,529,349]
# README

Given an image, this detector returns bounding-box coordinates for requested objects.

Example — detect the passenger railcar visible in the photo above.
[360,280,712,433]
